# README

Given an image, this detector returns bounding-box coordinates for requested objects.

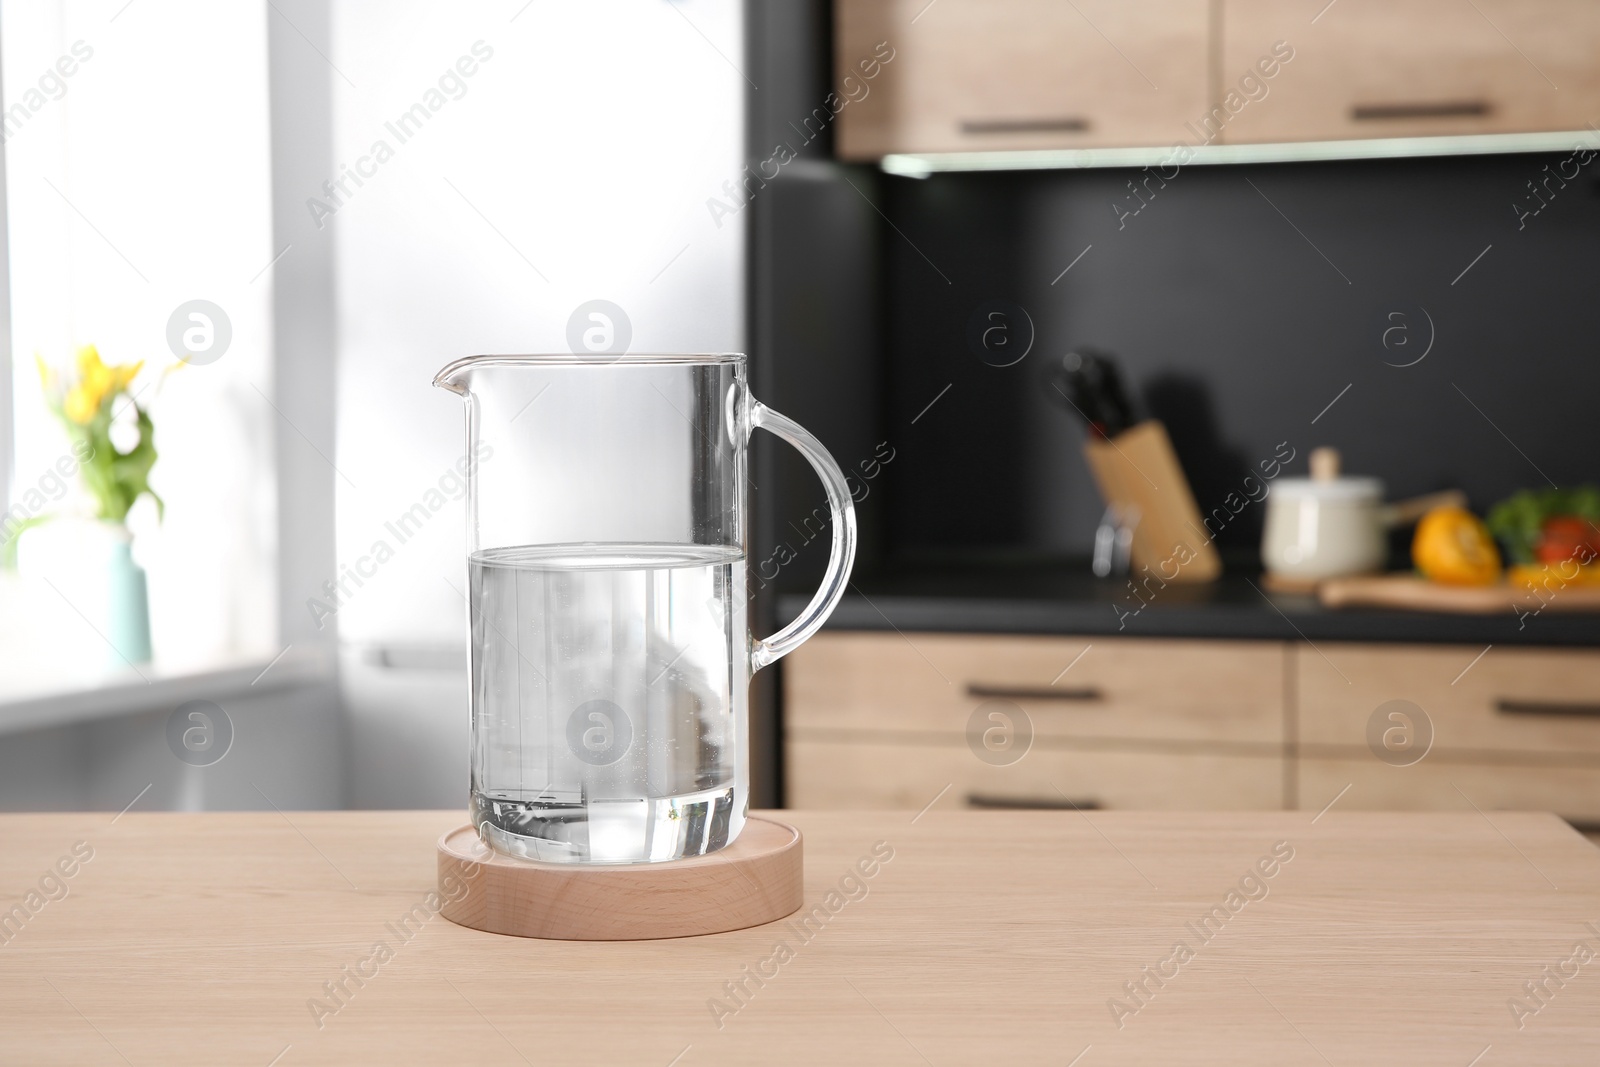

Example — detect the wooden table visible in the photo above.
[3,810,1600,1065]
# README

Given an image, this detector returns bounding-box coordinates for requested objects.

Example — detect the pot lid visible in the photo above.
[1271,476,1384,501]
[1272,445,1383,501]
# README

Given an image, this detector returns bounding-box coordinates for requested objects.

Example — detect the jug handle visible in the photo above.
[748,401,857,671]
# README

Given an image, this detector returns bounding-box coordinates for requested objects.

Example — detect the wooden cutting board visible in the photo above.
[1319,573,1600,613]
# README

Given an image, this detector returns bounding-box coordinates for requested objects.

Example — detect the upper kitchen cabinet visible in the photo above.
[1221,0,1600,144]
[834,0,1211,159]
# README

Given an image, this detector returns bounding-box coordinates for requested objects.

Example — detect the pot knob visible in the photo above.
[1309,446,1341,482]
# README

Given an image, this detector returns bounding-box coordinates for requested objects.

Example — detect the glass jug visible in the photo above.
[434,353,855,864]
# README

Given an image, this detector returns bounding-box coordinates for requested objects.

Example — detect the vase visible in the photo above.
[105,531,153,667]
[17,518,153,670]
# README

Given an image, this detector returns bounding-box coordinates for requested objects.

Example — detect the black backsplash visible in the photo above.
[877,152,1600,567]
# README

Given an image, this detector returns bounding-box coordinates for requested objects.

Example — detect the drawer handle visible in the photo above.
[966,684,1104,702]
[1350,101,1490,121]
[1495,699,1600,718]
[960,117,1089,135]
[966,793,1100,811]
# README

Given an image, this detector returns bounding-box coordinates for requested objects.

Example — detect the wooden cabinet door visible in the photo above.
[790,738,1284,810]
[1296,644,1600,757]
[1298,759,1600,823]
[1295,643,1600,822]
[784,632,1287,811]
[1222,0,1600,143]
[835,0,1211,158]
[786,632,1285,745]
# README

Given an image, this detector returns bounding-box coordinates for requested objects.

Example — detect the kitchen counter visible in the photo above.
[5,809,1600,1063]
[779,562,1600,646]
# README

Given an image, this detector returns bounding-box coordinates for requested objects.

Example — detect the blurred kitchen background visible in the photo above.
[3,0,1600,827]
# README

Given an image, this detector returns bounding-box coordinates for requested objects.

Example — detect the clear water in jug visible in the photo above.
[468,542,747,863]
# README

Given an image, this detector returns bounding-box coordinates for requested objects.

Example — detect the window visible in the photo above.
[2,0,276,675]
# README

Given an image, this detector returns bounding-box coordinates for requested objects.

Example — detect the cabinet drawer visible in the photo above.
[789,739,1283,810]
[836,0,1209,158]
[1222,0,1600,144]
[1299,758,1600,824]
[785,633,1284,744]
[1296,644,1600,756]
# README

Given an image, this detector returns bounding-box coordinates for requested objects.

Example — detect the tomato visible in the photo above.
[1535,515,1600,565]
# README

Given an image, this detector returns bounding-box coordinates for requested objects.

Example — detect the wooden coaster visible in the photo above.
[436,815,803,941]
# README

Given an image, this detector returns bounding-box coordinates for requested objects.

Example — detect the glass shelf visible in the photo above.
[880,129,1599,177]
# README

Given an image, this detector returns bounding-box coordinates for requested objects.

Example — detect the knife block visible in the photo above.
[436,815,804,940]
[1082,420,1221,583]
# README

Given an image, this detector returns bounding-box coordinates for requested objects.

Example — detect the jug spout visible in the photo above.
[432,357,475,396]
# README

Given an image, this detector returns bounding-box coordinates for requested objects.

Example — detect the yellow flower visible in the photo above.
[76,343,105,376]
[60,346,141,423]
[64,382,100,424]
[35,353,54,393]
[76,346,113,407]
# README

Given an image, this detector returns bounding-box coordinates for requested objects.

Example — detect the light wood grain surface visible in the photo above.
[788,739,1284,811]
[1222,0,1600,144]
[1297,643,1600,756]
[3,810,1600,1064]
[786,632,1286,744]
[785,632,1288,812]
[1298,760,1600,824]
[836,0,1210,157]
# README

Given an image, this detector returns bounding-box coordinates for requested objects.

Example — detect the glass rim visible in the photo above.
[434,352,744,388]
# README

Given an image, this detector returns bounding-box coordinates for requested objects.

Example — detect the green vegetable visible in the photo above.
[1486,486,1600,564]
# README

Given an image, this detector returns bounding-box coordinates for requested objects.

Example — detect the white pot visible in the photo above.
[1261,447,1467,582]
[1261,475,1387,581]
